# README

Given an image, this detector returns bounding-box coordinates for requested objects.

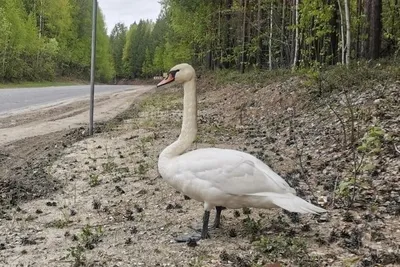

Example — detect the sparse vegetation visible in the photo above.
[88,174,101,187]
[46,218,70,229]
[1,62,399,266]
[67,224,104,267]
[101,161,118,173]
[254,235,320,266]
[134,161,149,176]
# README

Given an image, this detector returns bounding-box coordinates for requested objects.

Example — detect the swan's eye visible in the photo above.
[169,69,180,77]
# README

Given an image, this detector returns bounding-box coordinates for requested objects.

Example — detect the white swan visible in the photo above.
[156,63,326,241]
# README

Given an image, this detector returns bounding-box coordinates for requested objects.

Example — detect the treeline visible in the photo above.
[1,0,398,83]
[111,0,399,79]
[0,0,114,82]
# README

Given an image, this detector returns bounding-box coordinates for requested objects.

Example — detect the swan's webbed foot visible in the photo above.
[175,210,211,243]
[174,233,202,243]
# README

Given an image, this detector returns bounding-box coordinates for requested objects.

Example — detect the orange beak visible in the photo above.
[157,73,175,87]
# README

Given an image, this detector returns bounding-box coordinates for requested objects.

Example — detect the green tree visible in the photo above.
[110,23,127,79]
[142,48,154,77]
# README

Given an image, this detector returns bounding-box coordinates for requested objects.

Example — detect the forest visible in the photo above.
[0,0,399,83]
[0,0,113,82]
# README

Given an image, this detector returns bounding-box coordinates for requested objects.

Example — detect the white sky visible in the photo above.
[97,0,162,34]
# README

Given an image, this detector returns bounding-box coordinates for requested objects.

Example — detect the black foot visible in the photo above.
[174,231,210,243]
[175,233,201,243]
[176,210,212,243]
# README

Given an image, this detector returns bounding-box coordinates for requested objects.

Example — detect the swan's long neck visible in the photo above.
[160,78,197,159]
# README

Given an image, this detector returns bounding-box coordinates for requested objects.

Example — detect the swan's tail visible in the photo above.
[249,192,326,214]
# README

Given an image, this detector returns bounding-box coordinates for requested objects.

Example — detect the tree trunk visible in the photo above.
[224,0,233,69]
[39,0,43,38]
[365,0,382,59]
[240,0,247,73]
[281,0,286,67]
[217,1,222,69]
[338,0,345,64]
[269,1,273,70]
[292,0,299,71]
[256,0,262,67]
[329,0,339,64]
[356,0,362,57]
[344,0,351,66]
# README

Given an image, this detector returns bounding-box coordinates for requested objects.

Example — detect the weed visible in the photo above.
[79,224,103,249]
[46,218,70,229]
[67,244,86,267]
[25,214,37,221]
[140,117,158,129]
[92,198,101,210]
[336,125,386,207]
[254,235,320,266]
[137,137,149,155]
[88,174,100,187]
[311,61,397,98]
[140,135,154,144]
[134,162,149,176]
[188,255,206,267]
[67,224,104,266]
[357,126,385,155]
[243,216,262,236]
[101,161,118,173]
[139,91,182,112]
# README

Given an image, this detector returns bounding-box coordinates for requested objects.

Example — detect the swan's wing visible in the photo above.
[176,148,295,195]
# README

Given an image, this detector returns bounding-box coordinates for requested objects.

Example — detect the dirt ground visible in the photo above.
[0,76,399,267]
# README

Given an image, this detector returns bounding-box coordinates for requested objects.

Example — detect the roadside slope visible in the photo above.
[0,67,399,266]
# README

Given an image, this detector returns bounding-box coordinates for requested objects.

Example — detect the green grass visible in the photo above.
[0,81,84,89]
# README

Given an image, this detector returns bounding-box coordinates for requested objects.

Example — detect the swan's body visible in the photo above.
[157,63,326,240]
[160,147,324,213]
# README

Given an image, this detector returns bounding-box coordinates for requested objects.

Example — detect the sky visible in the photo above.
[97,0,162,34]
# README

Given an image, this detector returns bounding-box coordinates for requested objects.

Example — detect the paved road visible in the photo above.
[0,85,142,114]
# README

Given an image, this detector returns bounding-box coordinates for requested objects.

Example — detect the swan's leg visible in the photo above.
[201,210,210,239]
[174,210,211,242]
[192,206,224,231]
[212,206,225,229]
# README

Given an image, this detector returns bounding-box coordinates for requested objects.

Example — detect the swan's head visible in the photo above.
[156,63,195,88]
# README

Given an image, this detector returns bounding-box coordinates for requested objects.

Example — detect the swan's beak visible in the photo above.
[157,73,175,87]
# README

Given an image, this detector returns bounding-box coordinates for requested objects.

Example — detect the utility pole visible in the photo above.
[89,0,98,135]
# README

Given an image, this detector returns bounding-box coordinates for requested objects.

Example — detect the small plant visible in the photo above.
[134,162,149,176]
[140,135,154,144]
[79,224,104,249]
[254,235,320,266]
[102,161,118,173]
[336,177,357,199]
[188,255,206,267]
[88,174,100,187]
[336,125,385,207]
[25,214,37,222]
[67,244,86,267]
[357,126,385,155]
[67,224,104,266]
[141,117,157,129]
[46,218,70,229]
[243,216,262,236]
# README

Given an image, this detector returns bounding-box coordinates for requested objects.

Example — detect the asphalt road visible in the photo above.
[0,85,141,114]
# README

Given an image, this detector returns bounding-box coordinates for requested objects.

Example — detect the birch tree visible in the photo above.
[337,0,345,64]
[293,0,299,71]
[269,1,273,70]
[344,0,351,65]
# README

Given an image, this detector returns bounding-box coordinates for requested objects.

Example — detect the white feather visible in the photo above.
[157,63,326,216]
